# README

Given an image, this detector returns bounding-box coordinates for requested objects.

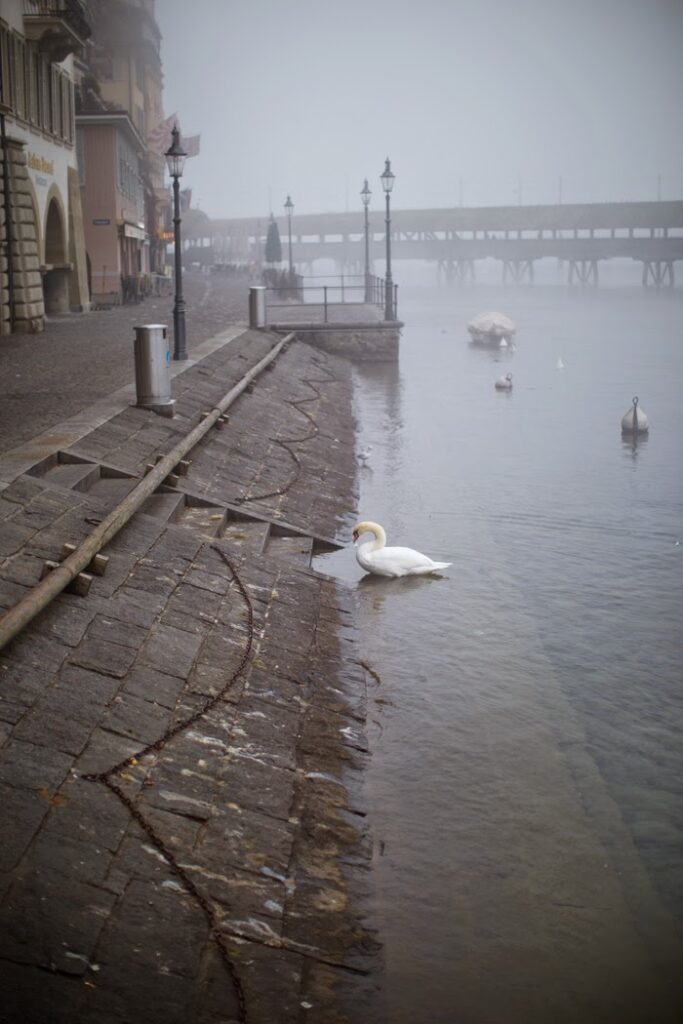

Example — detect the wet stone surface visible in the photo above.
[0,330,382,1022]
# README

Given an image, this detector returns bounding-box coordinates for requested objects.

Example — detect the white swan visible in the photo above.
[495,372,513,390]
[352,521,452,578]
[357,445,373,467]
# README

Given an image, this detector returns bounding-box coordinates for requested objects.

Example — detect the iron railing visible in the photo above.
[23,0,92,41]
[264,274,398,322]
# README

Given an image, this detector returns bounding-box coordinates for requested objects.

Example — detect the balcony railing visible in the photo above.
[23,0,92,46]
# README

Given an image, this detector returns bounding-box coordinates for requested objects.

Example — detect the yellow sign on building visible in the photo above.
[28,153,55,176]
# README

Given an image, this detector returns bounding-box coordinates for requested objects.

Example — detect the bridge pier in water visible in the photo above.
[641,259,675,288]
[502,259,535,285]
[438,259,476,284]
[568,259,599,286]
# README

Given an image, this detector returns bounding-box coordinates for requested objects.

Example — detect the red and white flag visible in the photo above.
[148,113,177,156]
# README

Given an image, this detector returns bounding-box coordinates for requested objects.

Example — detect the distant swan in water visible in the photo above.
[357,445,373,467]
[557,356,565,370]
[495,373,513,390]
[352,521,452,578]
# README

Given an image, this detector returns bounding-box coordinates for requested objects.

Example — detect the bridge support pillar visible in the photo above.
[568,259,599,286]
[502,259,534,284]
[438,259,475,284]
[641,260,674,288]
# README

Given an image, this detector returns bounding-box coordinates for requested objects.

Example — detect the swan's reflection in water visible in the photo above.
[358,571,448,611]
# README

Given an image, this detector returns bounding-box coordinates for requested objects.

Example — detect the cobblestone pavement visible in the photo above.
[0,329,381,1022]
[0,272,249,453]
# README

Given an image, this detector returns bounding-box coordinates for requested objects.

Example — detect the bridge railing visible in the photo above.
[263,274,396,322]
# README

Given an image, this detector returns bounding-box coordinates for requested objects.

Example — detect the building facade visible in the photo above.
[0,0,91,333]
[76,109,148,303]
[75,0,169,305]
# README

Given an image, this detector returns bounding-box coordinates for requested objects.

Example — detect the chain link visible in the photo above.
[239,356,337,504]
[84,546,254,1022]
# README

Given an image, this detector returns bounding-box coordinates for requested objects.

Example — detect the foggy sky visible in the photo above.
[156,0,683,219]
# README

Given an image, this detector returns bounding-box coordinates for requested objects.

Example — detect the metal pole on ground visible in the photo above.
[380,158,395,321]
[165,126,188,360]
[361,178,372,303]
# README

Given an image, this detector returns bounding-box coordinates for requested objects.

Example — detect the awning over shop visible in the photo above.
[122,223,147,241]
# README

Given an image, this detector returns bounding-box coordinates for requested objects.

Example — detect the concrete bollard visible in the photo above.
[249,286,267,329]
[134,324,175,417]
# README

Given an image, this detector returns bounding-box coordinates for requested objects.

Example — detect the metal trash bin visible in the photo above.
[249,286,266,328]
[134,324,175,417]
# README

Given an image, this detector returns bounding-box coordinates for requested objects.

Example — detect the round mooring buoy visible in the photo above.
[621,396,649,434]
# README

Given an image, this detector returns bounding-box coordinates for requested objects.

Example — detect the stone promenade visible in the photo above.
[0,271,249,452]
[0,325,382,1023]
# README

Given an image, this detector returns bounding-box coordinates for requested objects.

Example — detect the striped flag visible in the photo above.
[148,113,177,156]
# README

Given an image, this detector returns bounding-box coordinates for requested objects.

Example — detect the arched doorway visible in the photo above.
[43,196,69,314]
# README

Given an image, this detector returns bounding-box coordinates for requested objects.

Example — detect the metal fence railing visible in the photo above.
[23,0,92,39]
[263,274,398,322]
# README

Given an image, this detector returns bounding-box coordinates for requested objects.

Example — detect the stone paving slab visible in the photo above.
[0,325,381,1023]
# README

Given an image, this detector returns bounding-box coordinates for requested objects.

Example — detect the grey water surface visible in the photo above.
[315,278,683,1024]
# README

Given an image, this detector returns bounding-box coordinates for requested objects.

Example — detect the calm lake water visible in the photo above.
[315,276,683,1023]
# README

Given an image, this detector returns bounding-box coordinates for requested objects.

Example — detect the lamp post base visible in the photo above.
[384,275,394,321]
[173,302,187,361]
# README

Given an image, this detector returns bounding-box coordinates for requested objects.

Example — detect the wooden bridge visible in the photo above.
[188,200,683,287]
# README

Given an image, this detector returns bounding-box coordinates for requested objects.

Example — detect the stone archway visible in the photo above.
[43,194,69,314]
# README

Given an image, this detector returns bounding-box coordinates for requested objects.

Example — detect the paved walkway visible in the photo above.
[0,323,380,1022]
[0,272,249,454]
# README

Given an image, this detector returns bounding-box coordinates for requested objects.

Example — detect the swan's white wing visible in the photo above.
[365,545,445,576]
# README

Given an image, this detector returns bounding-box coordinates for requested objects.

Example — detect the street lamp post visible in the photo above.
[361,178,371,303]
[165,125,188,360]
[380,158,395,321]
[284,194,294,274]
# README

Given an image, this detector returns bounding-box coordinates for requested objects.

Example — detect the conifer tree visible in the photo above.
[265,215,282,264]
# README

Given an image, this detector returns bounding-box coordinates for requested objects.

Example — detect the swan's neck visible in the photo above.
[357,521,386,551]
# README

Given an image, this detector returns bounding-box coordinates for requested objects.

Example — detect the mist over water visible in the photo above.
[316,276,683,1022]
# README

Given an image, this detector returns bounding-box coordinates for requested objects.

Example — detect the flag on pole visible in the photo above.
[148,113,177,156]
[182,134,201,158]
[180,188,192,211]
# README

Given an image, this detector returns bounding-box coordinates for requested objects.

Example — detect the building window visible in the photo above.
[76,128,85,184]
[0,29,74,144]
[0,24,11,111]
[40,56,50,132]
[12,36,26,120]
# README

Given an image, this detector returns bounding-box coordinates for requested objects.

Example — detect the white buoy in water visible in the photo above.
[621,396,649,434]
[495,373,513,390]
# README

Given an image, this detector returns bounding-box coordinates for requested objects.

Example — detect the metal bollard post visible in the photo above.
[249,286,267,328]
[134,324,175,418]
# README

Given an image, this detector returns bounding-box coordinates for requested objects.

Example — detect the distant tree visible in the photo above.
[265,215,282,264]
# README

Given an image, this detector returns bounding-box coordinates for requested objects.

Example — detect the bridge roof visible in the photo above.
[202,201,683,238]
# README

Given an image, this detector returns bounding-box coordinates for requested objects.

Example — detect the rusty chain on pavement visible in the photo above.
[238,355,338,504]
[84,545,254,1023]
